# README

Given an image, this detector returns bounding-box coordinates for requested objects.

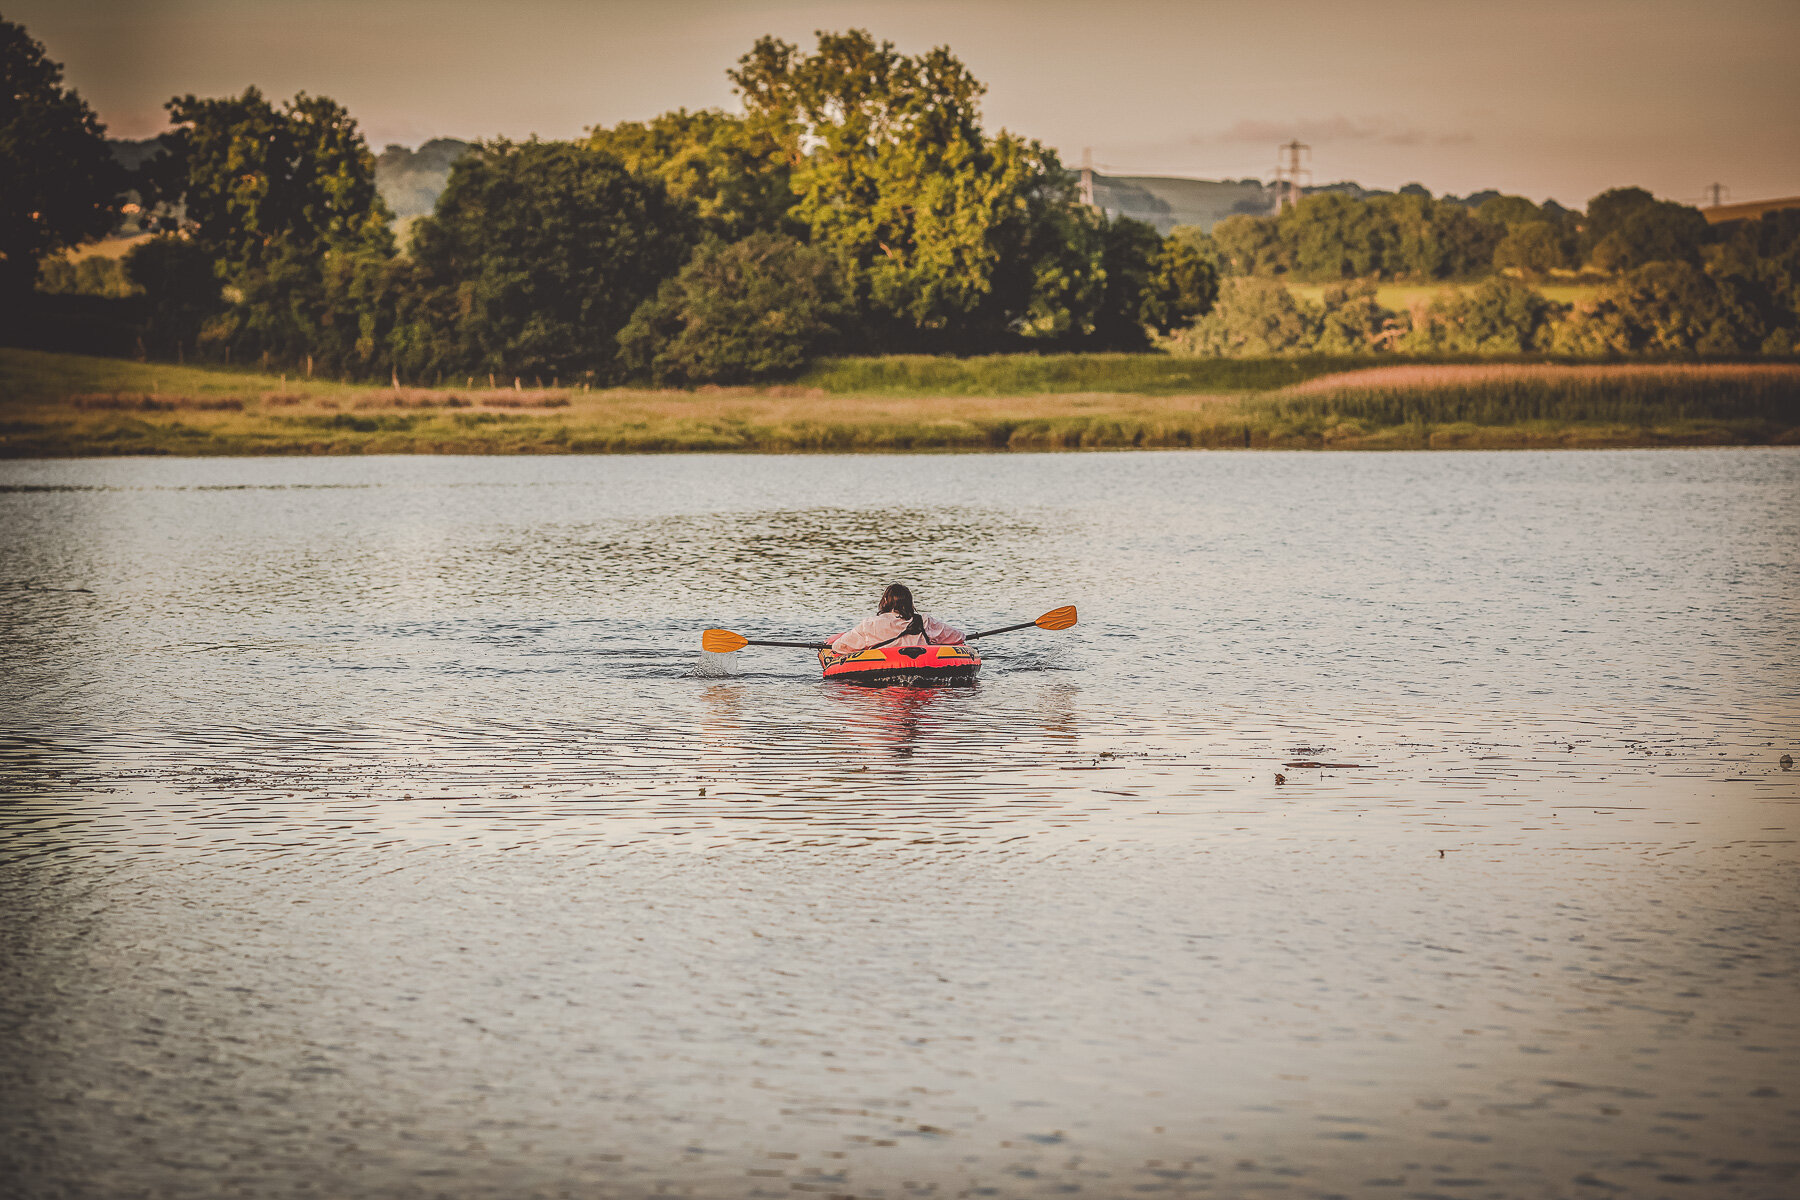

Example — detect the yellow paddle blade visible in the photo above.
[1035,605,1078,631]
[701,628,749,653]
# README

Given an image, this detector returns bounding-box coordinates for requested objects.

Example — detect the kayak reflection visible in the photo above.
[824,682,957,759]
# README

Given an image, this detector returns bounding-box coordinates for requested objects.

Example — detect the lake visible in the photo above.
[2,449,1797,1199]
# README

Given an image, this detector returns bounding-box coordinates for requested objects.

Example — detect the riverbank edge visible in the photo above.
[3,349,1797,455]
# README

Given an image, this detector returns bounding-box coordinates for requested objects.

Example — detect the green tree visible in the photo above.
[0,18,125,300]
[1561,260,1762,355]
[1288,193,1386,279]
[408,139,699,380]
[37,254,136,297]
[1589,200,1709,272]
[1006,192,1106,342]
[727,29,1066,350]
[144,87,396,372]
[1493,221,1569,276]
[1474,194,1541,228]
[1582,186,1656,255]
[1705,209,1800,352]
[152,88,393,273]
[618,232,847,385]
[1140,229,1221,335]
[587,108,796,241]
[1385,194,1502,279]
[1209,214,1288,276]
[1087,217,1164,349]
[123,236,221,359]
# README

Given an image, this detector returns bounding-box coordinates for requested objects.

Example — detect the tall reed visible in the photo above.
[1274,365,1800,428]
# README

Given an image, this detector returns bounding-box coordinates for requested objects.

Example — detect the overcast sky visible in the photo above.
[17,0,1800,207]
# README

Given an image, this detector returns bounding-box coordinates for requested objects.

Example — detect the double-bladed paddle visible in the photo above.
[700,606,1076,654]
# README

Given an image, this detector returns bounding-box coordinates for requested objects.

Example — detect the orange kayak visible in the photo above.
[818,643,981,687]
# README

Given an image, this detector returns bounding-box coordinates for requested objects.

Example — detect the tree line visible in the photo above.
[6,22,1213,384]
[6,16,1798,381]
[1175,241,1800,359]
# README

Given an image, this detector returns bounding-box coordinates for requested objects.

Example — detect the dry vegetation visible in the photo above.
[1289,361,1800,393]
[2,349,1795,456]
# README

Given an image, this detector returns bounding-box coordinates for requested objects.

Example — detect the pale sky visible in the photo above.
[16,0,1800,208]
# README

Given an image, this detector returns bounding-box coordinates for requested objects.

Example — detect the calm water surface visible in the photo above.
[2,450,1797,1199]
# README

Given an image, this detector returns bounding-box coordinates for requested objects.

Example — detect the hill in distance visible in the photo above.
[1093,175,1507,233]
[376,139,476,220]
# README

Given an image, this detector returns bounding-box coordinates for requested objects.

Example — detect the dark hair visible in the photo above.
[878,582,916,619]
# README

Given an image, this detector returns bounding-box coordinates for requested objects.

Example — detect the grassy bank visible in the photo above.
[2,349,1796,455]
[793,354,1351,395]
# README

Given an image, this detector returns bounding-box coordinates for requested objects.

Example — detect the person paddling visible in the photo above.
[829,583,966,653]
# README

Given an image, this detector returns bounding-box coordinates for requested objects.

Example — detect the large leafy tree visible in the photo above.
[1087,217,1164,349]
[1288,193,1388,279]
[123,235,219,359]
[140,87,396,371]
[149,88,393,271]
[1706,210,1800,352]
[1210,214,1289,277]
[727,29,1066,350]
[587,108,795,242]
[408,139,698,380]
[1494,221,1572,276]
[1565,260,1763,355]
[1474,194,1542,228]
[1141,228,1221,335]
[1582,187,1709,272]
[1384,194,1500,279]
[0,18,125,300]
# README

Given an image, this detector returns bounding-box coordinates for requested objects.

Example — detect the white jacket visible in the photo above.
[829,612,967,652]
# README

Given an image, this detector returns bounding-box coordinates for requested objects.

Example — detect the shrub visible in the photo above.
[1400,276,1561,354]
[1165,278,1321,357]
[619,233,848,385]
[1554,261,1765,356]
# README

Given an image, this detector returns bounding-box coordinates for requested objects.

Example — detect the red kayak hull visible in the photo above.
[818,643,981,687]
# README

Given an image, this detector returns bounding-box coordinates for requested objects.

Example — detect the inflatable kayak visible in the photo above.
[818,643,981,687]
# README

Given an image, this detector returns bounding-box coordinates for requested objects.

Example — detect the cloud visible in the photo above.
[1211,116,1473,148]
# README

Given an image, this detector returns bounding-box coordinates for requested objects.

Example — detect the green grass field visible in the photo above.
[3,348,1795,455]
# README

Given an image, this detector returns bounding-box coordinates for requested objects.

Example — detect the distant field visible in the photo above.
[61,235,151,262]
[1286,280,1602,309]
[3,349,1793,455]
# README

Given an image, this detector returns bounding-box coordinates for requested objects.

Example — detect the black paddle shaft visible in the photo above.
[966,620,1040,641]
[747,638,833,650]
